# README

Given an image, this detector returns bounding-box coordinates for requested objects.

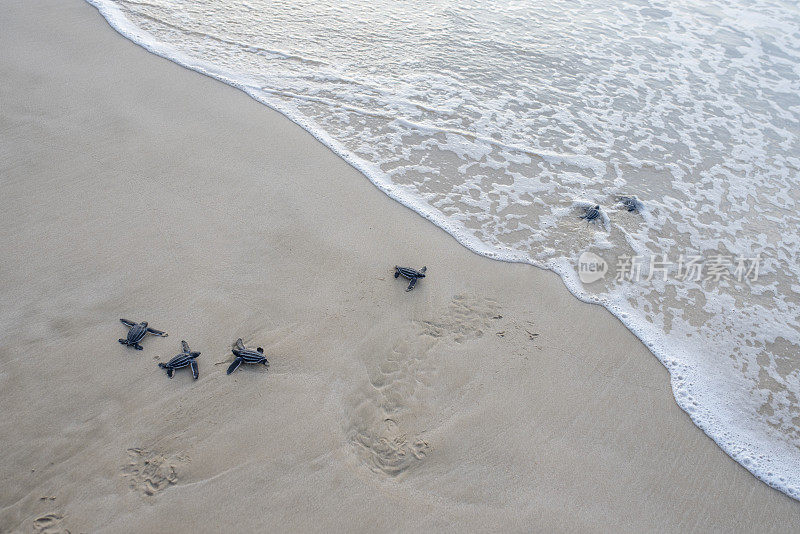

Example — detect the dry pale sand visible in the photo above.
[0,1,798,532]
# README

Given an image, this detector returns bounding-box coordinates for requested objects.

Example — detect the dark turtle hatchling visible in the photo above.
[118,319,167,350]
[394,265,427,291]
[158,340,200,379]
[617,195,643,213]
[227,338,269,375]
[579,205,602,223]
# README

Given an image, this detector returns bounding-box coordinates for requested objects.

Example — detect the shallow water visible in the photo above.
[87,0,800,498]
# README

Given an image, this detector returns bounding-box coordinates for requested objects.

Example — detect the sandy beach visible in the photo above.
[1,1,798,532]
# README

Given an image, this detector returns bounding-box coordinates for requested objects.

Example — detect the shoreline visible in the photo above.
[1,0,798,531]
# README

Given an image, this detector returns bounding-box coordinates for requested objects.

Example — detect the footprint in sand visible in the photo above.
[416,295,501,343]
[352,418,431,477]
[348,295,501,476]
[349,340,434,477]
[121,448,188,497]
[367,340,434,414]
[33,514,69,534]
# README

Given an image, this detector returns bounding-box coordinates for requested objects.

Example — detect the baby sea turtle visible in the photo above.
[158,340,200,379]
[617,195,643,213]
[118,319,167,350]
[394,265,427,291]
[227,338,269,375]
[579,205,602,222]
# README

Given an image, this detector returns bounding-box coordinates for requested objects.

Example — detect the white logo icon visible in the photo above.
[578,252,607,283]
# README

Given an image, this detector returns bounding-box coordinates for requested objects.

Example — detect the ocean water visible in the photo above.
[87,0,800,498]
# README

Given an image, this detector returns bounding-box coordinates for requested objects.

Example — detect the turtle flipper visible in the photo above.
[146,328,168,337]
[120,319,136,328]
[181,340,190,353]
[235,338,245,351]
[190,360,199,380]
[227,357,243,375]
[406,277,417,291]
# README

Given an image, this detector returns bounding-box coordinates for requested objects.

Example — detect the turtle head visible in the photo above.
[141,321,148,328]
[419,266,427,277]
[594,205,600,210]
